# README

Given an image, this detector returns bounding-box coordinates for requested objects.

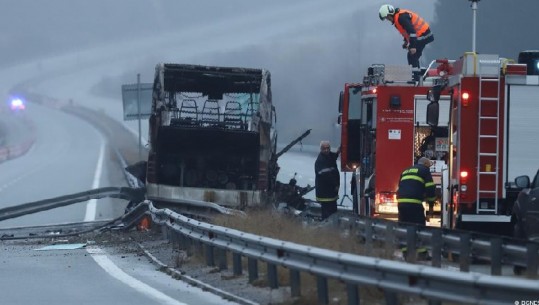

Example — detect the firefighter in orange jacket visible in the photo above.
[397,157,436,225]
[379,4,434,82]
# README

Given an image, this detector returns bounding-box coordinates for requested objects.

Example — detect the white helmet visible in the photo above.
[379,4,396,21]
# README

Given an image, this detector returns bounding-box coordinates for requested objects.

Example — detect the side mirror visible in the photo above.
[515,175,531,188]
[337,114,342,125]
[426,101,439,127]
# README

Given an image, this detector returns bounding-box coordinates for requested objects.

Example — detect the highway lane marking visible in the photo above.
[83,140,187,305]
[84,140,105,222]
[87,246,188,305]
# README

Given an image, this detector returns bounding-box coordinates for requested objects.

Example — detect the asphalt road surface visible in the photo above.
[0,103,241,305]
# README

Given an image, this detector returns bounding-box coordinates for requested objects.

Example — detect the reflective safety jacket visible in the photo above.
[394,9,432,48]
[397,164,436,205]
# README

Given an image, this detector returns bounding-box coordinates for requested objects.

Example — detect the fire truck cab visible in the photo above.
[426,51,539,234]
[339,64,451,221]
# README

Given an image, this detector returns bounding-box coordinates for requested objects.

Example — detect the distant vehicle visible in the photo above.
[512,169,539,241]
[9,98,26,111]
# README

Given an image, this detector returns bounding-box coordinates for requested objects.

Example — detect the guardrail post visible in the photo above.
[161,225,169,240]
[406,226,417,263]
[177,233,184,249]
[205,244,215,267]
[428,299,442,305]
[169,229,178,248]
[316,276,329,305]
[195,240,204,257]
[232,253,242,276]
[267,262,278,289]
[459,233,471,272]
[179,233,189,251]
[525,242,539,278]
[346,283,358,305]
[248,258,258,283]
[490,238,502,275]
[385,222,395,256]
[290,270,301,297]
[217,248,227,271]
[431,230,442,268]
[384,290,398,305]
[364,218,373,255]
[187,234,194,248]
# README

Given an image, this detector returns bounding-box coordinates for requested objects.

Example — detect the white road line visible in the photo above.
[88,247,187,305]
[84,140,105,221]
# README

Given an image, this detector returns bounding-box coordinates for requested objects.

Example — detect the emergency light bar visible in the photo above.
[518,50,539,75]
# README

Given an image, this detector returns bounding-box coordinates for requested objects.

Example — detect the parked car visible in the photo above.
[512,169,539,241]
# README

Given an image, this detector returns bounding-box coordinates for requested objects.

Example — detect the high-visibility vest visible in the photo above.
[394,9,430,43]
[397,164,436,205]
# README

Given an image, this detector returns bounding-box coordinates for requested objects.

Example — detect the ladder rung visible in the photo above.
[479,59,501,64]
[480,78,500,82]
[479,172,497,175]
[480,97,499,101]
[480,116,498,120]
[477,208,497,212]
[479,191,497,194]
[479,152,497,156]
[479,135,497,138]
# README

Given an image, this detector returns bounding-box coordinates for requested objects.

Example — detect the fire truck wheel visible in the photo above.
[513,265,526,276]
[513,222,525,239]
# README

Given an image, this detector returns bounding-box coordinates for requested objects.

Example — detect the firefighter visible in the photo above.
[315,141,341,220]
[397,157,436,225]
[378,4,434,82]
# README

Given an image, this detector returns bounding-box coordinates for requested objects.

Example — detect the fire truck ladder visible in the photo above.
[476,58,501,214]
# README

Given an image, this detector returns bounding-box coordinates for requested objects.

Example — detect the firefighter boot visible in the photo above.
[412,70,421,83]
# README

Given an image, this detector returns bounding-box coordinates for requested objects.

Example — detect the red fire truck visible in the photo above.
[340,51,539,234]
[339,64,451,220]
[426,51,539,233]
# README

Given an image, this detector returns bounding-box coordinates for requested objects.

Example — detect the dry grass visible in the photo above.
[206,207,399,304]
[213,207,368,255]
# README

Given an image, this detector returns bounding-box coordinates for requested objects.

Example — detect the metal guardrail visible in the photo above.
[147,201,539,305]
[299,202,539,276]
[327,213,539,277]
[0,187,145,222]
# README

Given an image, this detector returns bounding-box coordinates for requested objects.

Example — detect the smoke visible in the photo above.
[428,0,539,63]
[0,1,447,147]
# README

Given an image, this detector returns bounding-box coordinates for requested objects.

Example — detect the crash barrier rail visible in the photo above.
[325,211,539,278]
[0,115,36,164]
[146,201,539,305]
[0,187,145,222]
[299,203,539,277]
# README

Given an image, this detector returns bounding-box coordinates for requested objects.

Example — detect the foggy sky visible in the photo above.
[429,0,539,62]
[0,0,535,146]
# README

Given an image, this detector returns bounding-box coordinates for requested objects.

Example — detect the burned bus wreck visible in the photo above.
[145,63,278,208]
